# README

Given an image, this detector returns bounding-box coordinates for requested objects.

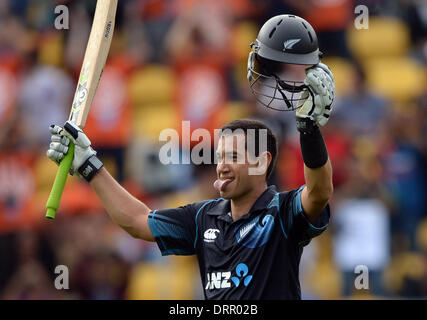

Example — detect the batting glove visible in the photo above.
[47,121,99,180]
[296,63,335,131]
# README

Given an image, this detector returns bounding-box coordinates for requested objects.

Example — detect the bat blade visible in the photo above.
[46,0,118,219]
[69,0,118,128]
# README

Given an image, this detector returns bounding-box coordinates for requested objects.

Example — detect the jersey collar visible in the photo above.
[206,185,278,219]
[248,185,278,213]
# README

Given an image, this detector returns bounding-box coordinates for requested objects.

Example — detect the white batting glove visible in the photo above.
[46,121,97,178]
[296,63,335,126]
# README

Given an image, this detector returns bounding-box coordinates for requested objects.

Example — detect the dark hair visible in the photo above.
[220,119,278,180]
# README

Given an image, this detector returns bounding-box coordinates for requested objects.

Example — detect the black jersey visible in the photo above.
[147,185,330,299]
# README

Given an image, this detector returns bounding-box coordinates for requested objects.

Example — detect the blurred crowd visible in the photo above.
[0,0,426,300]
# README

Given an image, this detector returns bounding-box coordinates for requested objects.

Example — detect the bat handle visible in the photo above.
[45,141,75,219]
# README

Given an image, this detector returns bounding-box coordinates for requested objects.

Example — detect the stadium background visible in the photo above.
[0,0,426,299]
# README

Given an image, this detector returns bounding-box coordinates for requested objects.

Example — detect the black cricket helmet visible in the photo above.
[247,14,323,111]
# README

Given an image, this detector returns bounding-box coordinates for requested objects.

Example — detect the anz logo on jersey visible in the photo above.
[205,263,253,290]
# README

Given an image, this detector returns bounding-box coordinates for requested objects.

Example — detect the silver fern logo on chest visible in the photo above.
[235,214,275,248]
[239,220,257,239]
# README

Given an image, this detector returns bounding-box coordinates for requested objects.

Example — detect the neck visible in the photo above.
[230,182,268,221]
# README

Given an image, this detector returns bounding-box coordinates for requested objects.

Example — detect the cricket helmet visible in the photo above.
[247,14,323,111]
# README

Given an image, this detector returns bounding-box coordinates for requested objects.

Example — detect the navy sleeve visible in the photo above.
[148,201,206,256]
[281,185,330,246]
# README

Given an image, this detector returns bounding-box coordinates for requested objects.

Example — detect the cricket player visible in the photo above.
[47,15,334,299]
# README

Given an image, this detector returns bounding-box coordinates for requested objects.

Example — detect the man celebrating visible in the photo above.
[47,14,334,299]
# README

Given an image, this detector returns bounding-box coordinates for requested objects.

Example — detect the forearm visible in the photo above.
[299,124,333,218]
[90,167,154,241]
[303,158,333,206]
[47,123,154,240]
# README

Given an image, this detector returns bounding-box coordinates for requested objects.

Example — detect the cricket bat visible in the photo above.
[46,0,118,219]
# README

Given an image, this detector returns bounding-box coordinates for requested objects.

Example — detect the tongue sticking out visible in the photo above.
[213,179,233,192]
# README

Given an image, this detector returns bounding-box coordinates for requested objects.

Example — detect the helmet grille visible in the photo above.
[247,52,311,111]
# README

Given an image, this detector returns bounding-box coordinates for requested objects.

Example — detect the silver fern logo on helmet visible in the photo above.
[283,39,301,51]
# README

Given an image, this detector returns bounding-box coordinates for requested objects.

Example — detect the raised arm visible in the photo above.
[295,63,335,223]
[90,167,154,241]
[47,122,154,241]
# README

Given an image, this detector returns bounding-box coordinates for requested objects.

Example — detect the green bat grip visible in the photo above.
[45,141,75,219]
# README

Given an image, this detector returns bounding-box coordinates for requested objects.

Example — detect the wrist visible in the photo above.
[296,116,318,134]
[78,155,104,182]
[299,124,328,168]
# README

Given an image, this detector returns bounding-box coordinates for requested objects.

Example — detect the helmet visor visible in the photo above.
[248,52,311,111]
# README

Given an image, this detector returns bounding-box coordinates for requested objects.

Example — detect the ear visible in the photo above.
[248,151,272,176]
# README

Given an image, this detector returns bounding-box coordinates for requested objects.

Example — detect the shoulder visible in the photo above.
[278,187,303,207]
[168,198,223,213]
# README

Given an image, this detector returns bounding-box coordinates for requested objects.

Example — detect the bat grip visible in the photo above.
[45,141,75,219]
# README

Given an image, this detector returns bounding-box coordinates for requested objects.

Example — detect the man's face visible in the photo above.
[215,133,266,200]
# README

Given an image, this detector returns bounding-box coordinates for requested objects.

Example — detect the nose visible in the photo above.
[216,158,230,177]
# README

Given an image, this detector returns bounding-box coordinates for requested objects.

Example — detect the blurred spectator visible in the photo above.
[381,106,426,250]
[332,64,390,140]
[415,83,427,155]
[17,52,73,150]
[401,0,427,63]
[277,0,354,58]
[0,122,39,235]
[73,249,130,299]
[133,0,172,62]
[165,0,232,138]
[42,212,132,299]
[278,119,352,192]
[332,150,392,297]
[1,229,61,299]
[126,140,195,193]
[0,54,19,138]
